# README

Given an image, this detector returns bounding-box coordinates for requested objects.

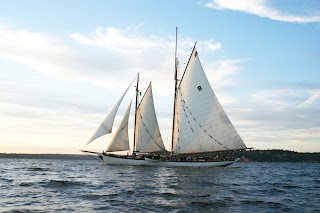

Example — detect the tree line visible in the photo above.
[232,149,320,163]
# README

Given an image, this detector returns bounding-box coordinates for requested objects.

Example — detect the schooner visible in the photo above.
[81,29,247,167]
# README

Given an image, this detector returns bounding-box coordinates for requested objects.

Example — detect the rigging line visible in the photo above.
[179,47,194,63]
[138,111,166,151]
[180,98,206,152]
[179,88,230,151]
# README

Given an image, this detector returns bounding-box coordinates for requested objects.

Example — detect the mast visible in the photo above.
[133,73,139,152]
[171,27,178,155]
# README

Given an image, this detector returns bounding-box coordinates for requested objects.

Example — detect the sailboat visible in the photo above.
[81,29,247,167]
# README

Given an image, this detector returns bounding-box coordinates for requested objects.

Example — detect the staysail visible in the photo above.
[135,83,166,153]
[85,78,135,146]
[106,101,132,152]
[173,47,246,154]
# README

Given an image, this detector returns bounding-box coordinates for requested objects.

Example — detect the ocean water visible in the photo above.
[0,158,319,213]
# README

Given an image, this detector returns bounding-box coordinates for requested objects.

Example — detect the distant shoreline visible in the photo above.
[0,153,97,160]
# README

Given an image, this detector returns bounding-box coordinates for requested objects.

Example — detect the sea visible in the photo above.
[0,157,319,213]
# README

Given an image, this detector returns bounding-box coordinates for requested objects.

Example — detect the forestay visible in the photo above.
[135,83,166,153]
[106,101,132,152]
[173,48,246,154]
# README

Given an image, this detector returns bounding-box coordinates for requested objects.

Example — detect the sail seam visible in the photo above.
[179,89,230,151]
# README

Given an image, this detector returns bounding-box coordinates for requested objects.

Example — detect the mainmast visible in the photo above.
[171,27,178,155]
[133,73,139,152]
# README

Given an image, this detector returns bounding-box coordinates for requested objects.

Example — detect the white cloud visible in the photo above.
[68,27,223,96]
[205,59,247,90]
[218,84,320,152]
[0,24,224,96]
[70,27,159,54]
[297,89,320,108]
[0,24,227,104]
[0,26,74,78]
[205,0,320,23]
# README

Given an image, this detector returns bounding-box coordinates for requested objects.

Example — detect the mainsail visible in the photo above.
[106,101,132,152]
[135,83,166,153]
[85,78,134,146]
[173,47,246,154]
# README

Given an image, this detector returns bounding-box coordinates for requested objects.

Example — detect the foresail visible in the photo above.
[173,48,246,154]
[135,83,166,153]
[85,79,134,146]
[106,101,132,152]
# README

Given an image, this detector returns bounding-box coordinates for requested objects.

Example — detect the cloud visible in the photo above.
[70,27,159,54]
[68,27,224,96]
[250,89,319,131]
[0,24,225,96]
[0,24,229,116]
[205,0,320,23]
[216,81,320,152]
[298,89,320,107]
[0,26,110,92]
[205,59,248,90]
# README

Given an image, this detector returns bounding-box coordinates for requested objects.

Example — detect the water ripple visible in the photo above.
[0,159,319,212]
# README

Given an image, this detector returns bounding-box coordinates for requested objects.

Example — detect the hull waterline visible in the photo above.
[97,153,238,167]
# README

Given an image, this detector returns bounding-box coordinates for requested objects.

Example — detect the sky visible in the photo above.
[0,0,319,154]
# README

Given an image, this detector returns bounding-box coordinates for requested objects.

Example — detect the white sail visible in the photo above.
[106,101,132,152]
[85,79,134,146]
[173,48,246,154]
[135,83,166,153]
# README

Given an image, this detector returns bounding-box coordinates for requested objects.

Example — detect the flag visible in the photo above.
[241,155,250,164]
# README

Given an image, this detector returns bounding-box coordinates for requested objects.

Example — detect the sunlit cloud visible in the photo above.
[69,27,224,96]
[70,27,159,54]
[205,0,320,23]
[205,59,248,90]
[297,89,320,108]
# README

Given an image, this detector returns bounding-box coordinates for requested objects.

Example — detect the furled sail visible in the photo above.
[173,48,246,154]
[85,79,134,146]
[106,101,132,152]
[135,83,166,153]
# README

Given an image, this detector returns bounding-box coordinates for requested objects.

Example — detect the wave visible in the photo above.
[27,167,49,171]
[40,180,85,187]
[19,182,34,187]
[0,177,13,183]
[192,201,226,208]
[81,193,120,200]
